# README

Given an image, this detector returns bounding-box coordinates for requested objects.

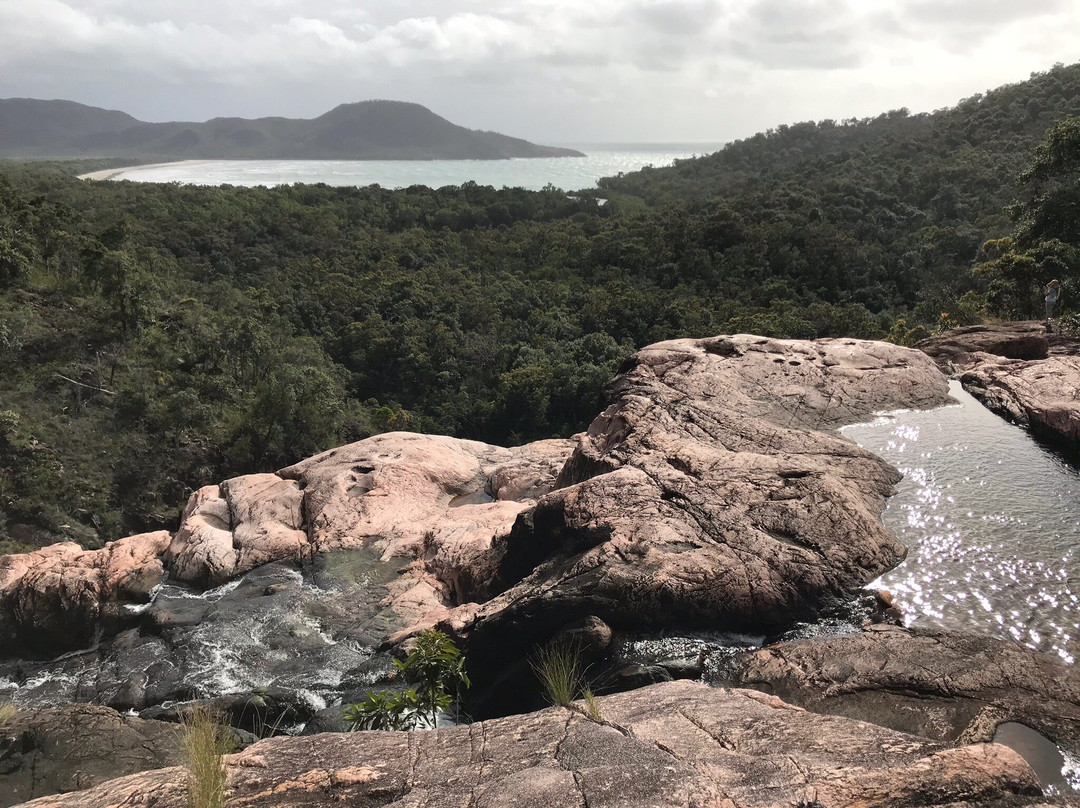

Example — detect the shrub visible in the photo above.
[344,630,469,731]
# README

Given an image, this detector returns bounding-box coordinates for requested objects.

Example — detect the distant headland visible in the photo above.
[0,98,585,161]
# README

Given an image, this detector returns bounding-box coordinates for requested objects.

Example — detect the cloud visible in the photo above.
[1,0,1079,140]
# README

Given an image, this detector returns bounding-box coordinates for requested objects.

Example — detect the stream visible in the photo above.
[842,380,1080,664]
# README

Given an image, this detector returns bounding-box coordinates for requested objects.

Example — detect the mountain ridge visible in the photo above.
[0,98,584,160]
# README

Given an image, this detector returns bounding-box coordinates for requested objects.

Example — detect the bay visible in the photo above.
[90,144,721,190]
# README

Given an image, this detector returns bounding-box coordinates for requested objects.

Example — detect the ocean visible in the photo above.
[90,144,722,190]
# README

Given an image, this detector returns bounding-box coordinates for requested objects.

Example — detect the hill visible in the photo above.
[1,63,1079,550]
[0,99,584,160]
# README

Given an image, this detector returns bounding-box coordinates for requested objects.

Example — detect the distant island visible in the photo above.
[0,98,585,161]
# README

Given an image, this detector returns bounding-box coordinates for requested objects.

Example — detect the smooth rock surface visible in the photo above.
[453,336,951,695]
[0,531,170,656]
[918,323,1080,452]
[713,624,1080,750]
[11,680,1051,808]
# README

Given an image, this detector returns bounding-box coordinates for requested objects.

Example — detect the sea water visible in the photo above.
[96,144,721,190]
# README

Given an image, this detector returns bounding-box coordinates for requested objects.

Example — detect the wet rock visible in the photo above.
[454,336,950,696]
[713,624,1080,751]
[11,680,1050,808]
[0,703,180,808]
[0,532,170,657]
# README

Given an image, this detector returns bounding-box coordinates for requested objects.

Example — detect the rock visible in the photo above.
[713,624,1080,751]
[10,680,1051,808]
[453,336,950,703]
[0,703,181,807]
[167,474,307,587]
[0,532,170,657]
[917,322,1051,365]
[917,323,1080,452]
[957,352,1080,451]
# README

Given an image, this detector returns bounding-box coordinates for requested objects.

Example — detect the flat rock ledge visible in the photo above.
[918,322,1080,452]
[715,624,1080,751]
[1,335,950,660]
[10,680,1055,808]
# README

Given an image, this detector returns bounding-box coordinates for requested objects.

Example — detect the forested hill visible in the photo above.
[0,99,584,160]
[1,64,1078,552]
[601,62,1080,204]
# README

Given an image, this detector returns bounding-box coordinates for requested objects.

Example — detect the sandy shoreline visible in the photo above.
[78,160,207,181]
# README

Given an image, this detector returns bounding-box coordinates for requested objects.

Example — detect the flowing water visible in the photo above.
[92,144,721,190]
[842,381,1080,664]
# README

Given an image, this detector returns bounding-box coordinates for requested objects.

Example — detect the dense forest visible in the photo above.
[2,63,1079,552]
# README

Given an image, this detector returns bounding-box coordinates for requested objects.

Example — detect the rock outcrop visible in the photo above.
[714,623,1080,750]
[0,704,182,808]
[0,531,170,655]
[918,322,1080,451]
[1,336,951,673]
[11,680,1052,808]
[451,336,951,693]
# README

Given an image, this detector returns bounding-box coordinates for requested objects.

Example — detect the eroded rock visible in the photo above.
[0,532,170,656]
[453,336,951,691]
[0,703,181,808]
[918,323,1080,452]
[9,681,1050,808]
[714,624,1080,750]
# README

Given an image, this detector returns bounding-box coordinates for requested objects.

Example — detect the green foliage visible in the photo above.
[976,118,1080,319]
[344,630,469,731]
[178,707,234,808]
[531,637,583,708]
[4,64,1080,545]
[582,687,603,722]
[0,702,15,728]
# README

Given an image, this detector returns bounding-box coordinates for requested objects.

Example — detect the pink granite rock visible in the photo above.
[0,531,170,655]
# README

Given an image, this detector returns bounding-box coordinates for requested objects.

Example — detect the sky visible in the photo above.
[1,0,1079,144]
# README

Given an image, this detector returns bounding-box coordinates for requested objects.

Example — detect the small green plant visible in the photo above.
[581,687,603,722]
[179,706,234,808]
[0,702,16,728]
[344,630,469,731]
[531,637,583,707]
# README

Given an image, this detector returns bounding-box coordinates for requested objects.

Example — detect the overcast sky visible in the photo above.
[2,0,1079,143]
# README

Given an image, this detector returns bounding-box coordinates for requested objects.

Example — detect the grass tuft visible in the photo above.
[581,687,603,722]
[179,706,234,808]
[0,702,15,728]
[531,638,582,707]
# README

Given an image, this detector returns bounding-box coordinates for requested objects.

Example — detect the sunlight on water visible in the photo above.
[102,145,720,190]
[843,381,1080,664]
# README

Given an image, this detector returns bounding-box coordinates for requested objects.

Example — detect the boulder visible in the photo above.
[9,680,1051,808]
[713,624,1080,750]
[452,336,951,693]
[0,532,170,657]
[917,323,1080,452]
[917,322,1051,366]
[0,703,181,807]
[957,352,1080,451]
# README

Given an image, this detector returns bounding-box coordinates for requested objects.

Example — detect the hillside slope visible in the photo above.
[0,99,583,160]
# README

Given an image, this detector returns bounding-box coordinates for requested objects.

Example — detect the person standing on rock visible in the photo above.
[1044,279,1061,323]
